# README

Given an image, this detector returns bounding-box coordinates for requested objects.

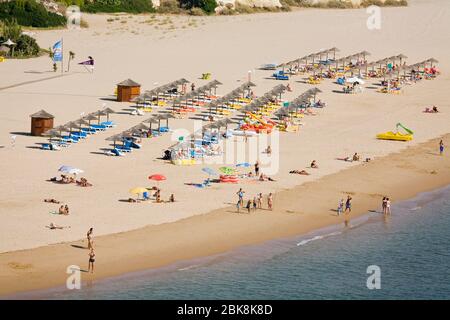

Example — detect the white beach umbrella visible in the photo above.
[58,165,84,175]
[346,77,365,85]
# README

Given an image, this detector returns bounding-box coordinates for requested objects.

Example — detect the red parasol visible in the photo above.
[148,174,166,181]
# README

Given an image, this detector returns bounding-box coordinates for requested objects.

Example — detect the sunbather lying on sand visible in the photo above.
[47,222,70,230]
[44,198,60,204]
[259,173,276,181]
[76,177,92,187]
[289,170,310,175]
[337,157,353,162]
[424,106,439,113]
[49,175,75,184]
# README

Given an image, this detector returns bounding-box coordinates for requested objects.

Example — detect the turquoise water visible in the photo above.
[17,186,450,300]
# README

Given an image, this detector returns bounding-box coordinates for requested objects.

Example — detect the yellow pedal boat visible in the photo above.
[376,131,413,141]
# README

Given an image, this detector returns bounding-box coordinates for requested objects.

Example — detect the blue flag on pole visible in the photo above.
[52,40,62,62]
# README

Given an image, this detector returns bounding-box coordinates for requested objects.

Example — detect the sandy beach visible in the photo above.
[1,0,449,296]
[1,134,449,297]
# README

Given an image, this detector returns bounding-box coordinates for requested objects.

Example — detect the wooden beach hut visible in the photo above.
[30,109,54,136]
[117,79,141,102]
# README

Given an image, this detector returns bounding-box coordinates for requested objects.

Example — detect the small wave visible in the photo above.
[296,231,341,246]
[177,264,202,271]
[410,206,422,211]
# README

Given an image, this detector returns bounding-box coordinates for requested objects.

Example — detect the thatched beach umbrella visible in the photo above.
[106,134,124,148]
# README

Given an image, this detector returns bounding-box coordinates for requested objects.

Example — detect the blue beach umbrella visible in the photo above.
[236,162,251,168]
[201,167,217,176]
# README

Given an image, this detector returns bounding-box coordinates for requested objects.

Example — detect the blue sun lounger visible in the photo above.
[90,124,107,131]
[101,121,116,128]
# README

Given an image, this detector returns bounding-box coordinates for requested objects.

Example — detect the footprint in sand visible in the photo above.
[8,262,33,270]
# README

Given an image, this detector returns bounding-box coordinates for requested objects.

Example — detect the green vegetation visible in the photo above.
[82,0,155,13]
[0,18,42,58]
[0,0,66,28]
[180,0,217,14]
[280,0,407,9]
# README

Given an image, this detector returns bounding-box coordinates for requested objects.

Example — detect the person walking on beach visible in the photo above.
[87,227,94,250]
[268,193,273,211]
[88,248,95,274]
[386,198,391,215]
[337,199,344,216]
[382,197,387,214]
[255,161,260,176]
[440,140,444,155]
[246,200,252,214]
[252,197,257,211]
[237,188,245,206]
[236,199,241,213]
[257,193,263,209]
[345,196,352,214]
[191,82,195,92]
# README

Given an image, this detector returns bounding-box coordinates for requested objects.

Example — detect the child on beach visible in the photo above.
[440,140,444,155]
[337,199,344,216]
[236,199,241,213]
[268,193,273,211]
[237,188,245,206]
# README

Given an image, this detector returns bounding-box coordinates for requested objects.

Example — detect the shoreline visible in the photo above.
[1,134,449,297]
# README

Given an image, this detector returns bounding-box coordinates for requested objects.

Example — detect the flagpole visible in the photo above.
[61,38,64,74]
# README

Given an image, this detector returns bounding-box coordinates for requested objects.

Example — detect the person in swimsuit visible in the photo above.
[382,197,387,214]
[345,196,352,214]
[237,188,245,206]
[311,160,318,168]
[87,228,93,250]
[246,200,252,214]
[257,193,263,209]
[268,193,273,211]
[440,140,444,155]
[252,197,257,211]
[255,161,260,176]
[88,249,95,273]
[386,198,391,215]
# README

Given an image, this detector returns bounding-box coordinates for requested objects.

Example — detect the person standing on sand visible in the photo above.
[268,193,273,211]
[88,248,95,274]
[246,200,252,214]
[440,140,444,155]
[337,199,344,216]
[257,193,263,209]
[236,199,241,213]
[237,188,245,206]
[87,228,93,250]
[382,197,387,215]
[345,196,352,214]
[191,83,195,92]
[252,197,257,211]
[255,161,260,176]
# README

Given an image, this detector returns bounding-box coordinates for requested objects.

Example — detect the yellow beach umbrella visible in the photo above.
[129,187,148,195]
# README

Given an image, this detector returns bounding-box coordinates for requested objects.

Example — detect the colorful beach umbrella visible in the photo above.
[58,165,83,175]
[219,166,235,175]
